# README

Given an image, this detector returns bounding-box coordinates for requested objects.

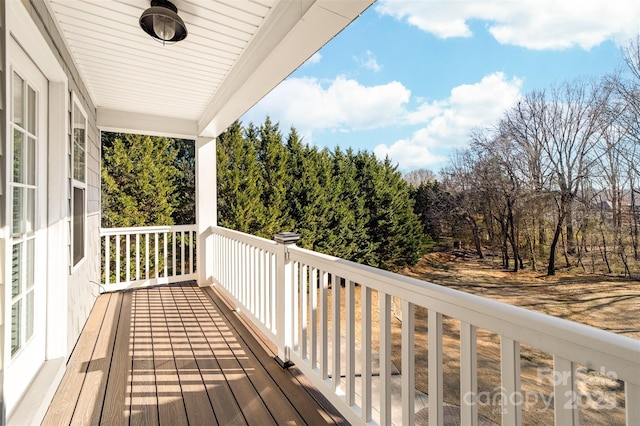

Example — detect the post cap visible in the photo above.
[273,232,301,244]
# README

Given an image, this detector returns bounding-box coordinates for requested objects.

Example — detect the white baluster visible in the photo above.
[428,310,443,426]
[361,286,372,422]
[553,356,578,426]
[379,292,391,426]
[115,235,121,285]
[345,280,355,406]
[104,235,110,286]
[501,336,521,425]
[125,234,130,284]
[460,322,478,426]
[402,300,415,425]
[332,275,341,391]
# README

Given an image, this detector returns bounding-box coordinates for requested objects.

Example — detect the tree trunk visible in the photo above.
[465,216,484,259]
[538,219,546,257]
[503,246,509,269]
[576,224,588,272]
[547,215,565,276]
[566,203,575,255]
[631,186,639,261]
[618,235,631,277]
[527,234,537,271]
[600,222,612,274]
[507,201,519,272]
[561,227,570,268]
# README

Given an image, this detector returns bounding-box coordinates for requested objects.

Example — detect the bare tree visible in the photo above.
[500,91,554,260]
[472,130,525,271]
[441,150,485,258]
[500,81,611,275]
[404,168,437,187]
[622,35,640,82]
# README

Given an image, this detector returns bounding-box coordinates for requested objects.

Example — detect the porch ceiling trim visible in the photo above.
[97,108,198,140]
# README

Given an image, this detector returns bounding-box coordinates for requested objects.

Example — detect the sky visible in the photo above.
[242,0,640,173]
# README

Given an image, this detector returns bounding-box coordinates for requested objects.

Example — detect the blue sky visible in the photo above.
[242,0,640,172]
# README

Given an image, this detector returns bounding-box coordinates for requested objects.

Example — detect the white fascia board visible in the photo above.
[197,0,374,138]
[7,0,67,83]
[97,108,198,139]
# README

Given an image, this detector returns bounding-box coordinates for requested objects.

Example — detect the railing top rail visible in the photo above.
[288,244,640,384]
[210,225,278,251]
[100,224,197,236]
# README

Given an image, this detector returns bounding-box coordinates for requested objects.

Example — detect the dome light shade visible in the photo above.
[140,0,187,45]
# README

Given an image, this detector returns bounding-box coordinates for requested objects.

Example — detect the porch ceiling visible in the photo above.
[45,0,374,138]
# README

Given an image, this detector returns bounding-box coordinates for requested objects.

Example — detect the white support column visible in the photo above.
[196,136,215,287]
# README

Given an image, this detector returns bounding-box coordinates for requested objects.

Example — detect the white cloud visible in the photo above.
[374,139,448,169]
[356,50,382,72]
[376,0,640,50]
[305,52,322,65]
[243,76,410,138]
[375,72,523,170]
[244,72,522,171]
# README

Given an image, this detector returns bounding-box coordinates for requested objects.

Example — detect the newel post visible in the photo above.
[274,232,300,368]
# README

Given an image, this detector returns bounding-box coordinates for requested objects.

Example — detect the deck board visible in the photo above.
[181,286,279,426]
[130,290,160,426]
[159,286,218,425]
[188,286,308,425]
[74,292,122,425]
[42,283,346,425]
[147,289,189,426]
[167,287,245,425]
[42,294,112,425]
[101,290,133,425]
[200,287,345,425]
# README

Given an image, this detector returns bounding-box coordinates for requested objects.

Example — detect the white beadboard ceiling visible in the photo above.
[45,0,374,138]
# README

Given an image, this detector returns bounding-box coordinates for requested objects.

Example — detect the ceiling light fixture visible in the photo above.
[139,0,187,45]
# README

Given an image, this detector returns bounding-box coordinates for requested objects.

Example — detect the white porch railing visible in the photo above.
[100,225,197,292]
[206,225,640,426]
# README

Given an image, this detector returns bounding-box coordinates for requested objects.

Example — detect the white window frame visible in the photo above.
[70,92,87,272]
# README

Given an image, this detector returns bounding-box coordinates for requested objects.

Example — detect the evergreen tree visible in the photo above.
[172,138,195,225]
[102,133,179,227]
[286,130,330,249]
[411,180,452,241]
[215,117,425,271]
[217,121,264,234]
[256,117,292,237]
[322,148,371,262]
[377,157,425,269]
[355,152,424,270]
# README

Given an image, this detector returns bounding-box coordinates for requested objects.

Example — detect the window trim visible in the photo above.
[70,92,87,272]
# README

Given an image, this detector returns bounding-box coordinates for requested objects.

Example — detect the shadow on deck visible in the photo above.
[42,283,346,425]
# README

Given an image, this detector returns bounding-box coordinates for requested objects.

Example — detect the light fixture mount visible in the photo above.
[139,0,187,45]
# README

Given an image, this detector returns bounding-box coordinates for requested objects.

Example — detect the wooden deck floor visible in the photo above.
[42,283,346,425]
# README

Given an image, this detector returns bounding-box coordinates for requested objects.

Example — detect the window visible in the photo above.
[71,96,87,268]
[10,69,38,357]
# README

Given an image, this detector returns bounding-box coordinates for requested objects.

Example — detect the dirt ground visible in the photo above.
[325,250,639,425]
